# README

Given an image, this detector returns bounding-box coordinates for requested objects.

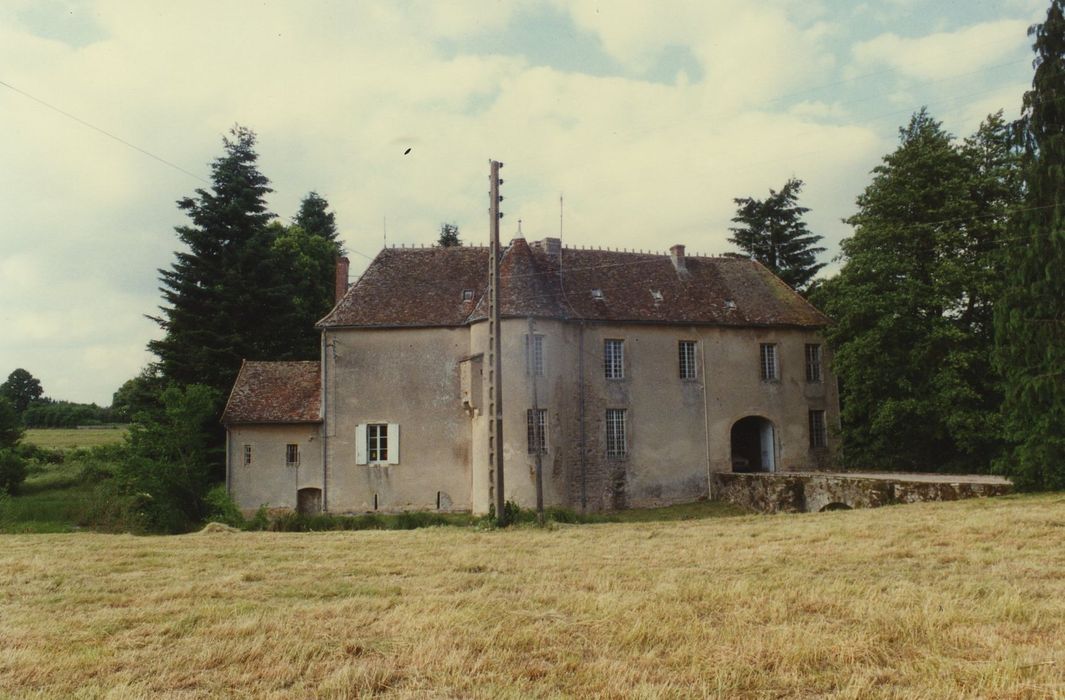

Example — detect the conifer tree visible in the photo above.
[995,1,1065,490]
[437,222,461,247]
[728,178,825,292]
[149,126,290,397]
[294,191,339,242]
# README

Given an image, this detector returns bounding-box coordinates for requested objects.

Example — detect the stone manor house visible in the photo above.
[222,237,840,514]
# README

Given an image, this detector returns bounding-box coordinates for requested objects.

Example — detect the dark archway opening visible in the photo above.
[297,487,322,515]
[820,502,852,512]
[731,416,776,472]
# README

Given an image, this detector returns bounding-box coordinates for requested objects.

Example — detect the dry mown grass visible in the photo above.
[1,494,1063,698]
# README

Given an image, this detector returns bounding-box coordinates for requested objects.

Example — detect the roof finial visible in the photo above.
[517,218,523,236]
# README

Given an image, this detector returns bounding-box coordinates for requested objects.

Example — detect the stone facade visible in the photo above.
[224,238,842,514]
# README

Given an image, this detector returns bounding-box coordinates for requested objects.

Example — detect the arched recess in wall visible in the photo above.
[730,416,776,473]
[297,488,322,515]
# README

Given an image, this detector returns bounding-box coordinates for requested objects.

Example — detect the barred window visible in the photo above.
[604,339,624,379]
[809,410,827,449]
[285,444,299,467]
[242,444,252,466]
[760,343,778,381]
[805,344,822,383]
[368,423,389,462]
[606,409,627,458]
[679,340,697,380]
[525,334,545,376]
[526,408,547,454]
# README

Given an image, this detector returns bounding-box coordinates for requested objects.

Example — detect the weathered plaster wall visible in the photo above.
[472,319,839,513]
[323,327,472,513]
[227,424,322,511]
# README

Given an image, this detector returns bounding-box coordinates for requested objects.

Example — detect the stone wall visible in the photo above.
[712,472,1012,513]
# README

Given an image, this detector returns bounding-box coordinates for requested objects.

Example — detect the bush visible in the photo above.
[14,443,64,465]
[204,485,244,528]
[0,450,29,495]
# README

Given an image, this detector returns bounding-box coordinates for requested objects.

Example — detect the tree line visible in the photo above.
[728,1,1065,490]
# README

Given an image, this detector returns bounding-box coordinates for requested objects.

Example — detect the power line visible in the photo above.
[0,77,209,185]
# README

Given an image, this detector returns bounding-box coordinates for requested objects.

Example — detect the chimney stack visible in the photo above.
[335,256,350,304]
[533,237,562,256]
[669,244,688,276]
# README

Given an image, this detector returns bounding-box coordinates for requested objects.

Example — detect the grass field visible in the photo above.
[1,494,1062,697]
[23,427,128,450]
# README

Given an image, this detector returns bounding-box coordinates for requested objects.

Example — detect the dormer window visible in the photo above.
[725,300,737,310]
[591,288,604,300]
[462,289,474,301]
[650,290,663,302]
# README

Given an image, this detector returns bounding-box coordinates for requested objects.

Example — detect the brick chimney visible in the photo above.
[669,244,688,276]
[335,256,350,304]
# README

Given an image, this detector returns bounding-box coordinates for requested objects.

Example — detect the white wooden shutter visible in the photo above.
[387,423,400,465]
[355,424,367,465]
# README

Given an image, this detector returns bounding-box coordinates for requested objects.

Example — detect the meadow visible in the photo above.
[23,427,128,450]
[1,494,1062,698]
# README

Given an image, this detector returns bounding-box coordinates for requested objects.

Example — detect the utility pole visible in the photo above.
[529,316,545,526]
[488,159,506,524]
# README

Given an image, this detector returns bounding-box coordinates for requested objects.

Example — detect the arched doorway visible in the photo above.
[731,416,776,472]
[297,487,322,515]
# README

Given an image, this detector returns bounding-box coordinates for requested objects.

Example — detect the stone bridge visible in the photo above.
[711,471,1012,514]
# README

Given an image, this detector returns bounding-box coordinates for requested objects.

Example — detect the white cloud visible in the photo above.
[850,20,1030,81]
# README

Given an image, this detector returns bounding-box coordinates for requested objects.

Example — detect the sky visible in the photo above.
[0,0,1050,405]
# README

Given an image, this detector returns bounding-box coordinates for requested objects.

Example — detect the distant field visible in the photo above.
[0,494,1062,697]
[23,427,128,450]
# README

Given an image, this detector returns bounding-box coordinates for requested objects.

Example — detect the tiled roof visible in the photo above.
[318,240,829,329]
[221,361,322,424]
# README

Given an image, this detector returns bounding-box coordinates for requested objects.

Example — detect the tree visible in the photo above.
[267,221,343,357]
[111,365,166,423]
[437,222,461,247]
[0,396,22,449]
[294,191,339,243]
[817,109,1021,472]
[110,384,220,533]
[994,1,1065,490]
[728,178,825,292]
[148,125,292,398]
[0,369,43,414]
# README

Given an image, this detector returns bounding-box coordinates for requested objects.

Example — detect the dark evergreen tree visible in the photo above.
[728,178,825,292]
[294,191,339,243]
[0,369,43,414]
[817,109,1021,472]
[438,222,461,247]
[995,1,1065,490]
[148,126,292,398]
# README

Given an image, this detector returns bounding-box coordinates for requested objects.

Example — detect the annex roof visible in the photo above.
[221,360,322,425]
[317,240,828,329]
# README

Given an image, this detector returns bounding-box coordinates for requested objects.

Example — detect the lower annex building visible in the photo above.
[222,237,839,514]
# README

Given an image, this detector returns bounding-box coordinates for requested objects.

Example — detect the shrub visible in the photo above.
[0,450,29,495]
[204,485,244,528]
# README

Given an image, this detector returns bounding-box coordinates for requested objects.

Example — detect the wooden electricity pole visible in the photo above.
[488,159,506,524]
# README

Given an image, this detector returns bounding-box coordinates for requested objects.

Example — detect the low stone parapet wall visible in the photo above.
[711,472,1012,514]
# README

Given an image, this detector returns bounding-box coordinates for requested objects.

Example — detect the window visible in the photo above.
[679,340,697,380]
[606,409,627,458]
[760,343,778,381]
[462,289,474,301]
[368,424,388,462]
[591,288,604,299]
[604,339,624,379]
[285,444,299,467]
[525,334,545,376]
[242,444,252,466]
[526,408,547,454]
[809,410,827,449]
[805,344,822,383]
[356,423,400,465]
